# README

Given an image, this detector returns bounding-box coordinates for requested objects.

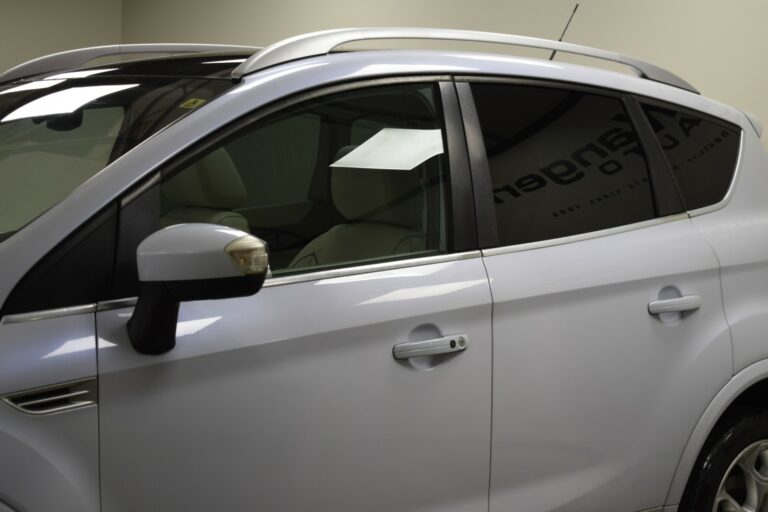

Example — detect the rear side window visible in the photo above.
[471,83,656,246]
[641,103,741,210]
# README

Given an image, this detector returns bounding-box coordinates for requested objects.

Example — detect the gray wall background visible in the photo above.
[2,0,766,135]
[0,0,122,72]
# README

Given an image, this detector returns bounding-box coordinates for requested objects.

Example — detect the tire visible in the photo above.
[680,410,768,512]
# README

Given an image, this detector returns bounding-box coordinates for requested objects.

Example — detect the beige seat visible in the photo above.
[289,146,425,269]
[161,148,249,232]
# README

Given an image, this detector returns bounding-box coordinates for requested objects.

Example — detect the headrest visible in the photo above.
[163,148,246,209]
[331,145,423,228]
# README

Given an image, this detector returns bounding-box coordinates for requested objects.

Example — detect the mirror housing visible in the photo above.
[127,224,268,354]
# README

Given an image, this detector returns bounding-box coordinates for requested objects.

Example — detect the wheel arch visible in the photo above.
[666,358,768,504]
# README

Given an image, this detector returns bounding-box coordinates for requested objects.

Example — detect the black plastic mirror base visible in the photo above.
[127,274,266,355]
[127,282,179,355]
[167,274,265,302]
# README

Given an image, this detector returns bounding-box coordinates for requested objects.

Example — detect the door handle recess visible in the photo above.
[648,295,702,315]
[393,335,468,360]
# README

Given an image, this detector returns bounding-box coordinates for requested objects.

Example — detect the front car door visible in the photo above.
[0,69,240,512]
[97,79,493,511]
[458,79,733,511]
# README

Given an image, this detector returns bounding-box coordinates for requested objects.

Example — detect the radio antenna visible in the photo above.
[549,3,580,60]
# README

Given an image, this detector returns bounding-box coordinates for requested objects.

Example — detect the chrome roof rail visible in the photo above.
[232,28,698,94]
[0,43,260,84]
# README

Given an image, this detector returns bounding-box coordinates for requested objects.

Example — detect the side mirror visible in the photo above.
[127,223,268,354]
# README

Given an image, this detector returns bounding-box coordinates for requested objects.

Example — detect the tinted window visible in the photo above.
[1,204,117,316]
[0,106,124,236]
[116,83,450,295]
[471,83,655,246]
[642,103,741,210]
[0,75,235,241]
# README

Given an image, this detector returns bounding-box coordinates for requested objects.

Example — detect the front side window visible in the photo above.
[0,74,235,241]
[471,82,656,246]
[156,82,450,276]
[641,103,741,210]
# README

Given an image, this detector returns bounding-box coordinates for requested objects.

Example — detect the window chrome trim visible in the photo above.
[264,251,482,288]
[0,304,96,325]
[1,253,481,324]
[96,252,482,308]
[482,213,689,257]
[121,173,160,208]
[687,129,744,218]
[95,253,483,308]
[97,297,138,311]
[1,296,141,324]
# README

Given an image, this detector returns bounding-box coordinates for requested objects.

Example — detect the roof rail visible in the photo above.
[0,43,260,84]
[232,28,698,94]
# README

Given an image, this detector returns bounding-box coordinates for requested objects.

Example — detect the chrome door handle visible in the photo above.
[648,295,702,315]
[393,335,468,360]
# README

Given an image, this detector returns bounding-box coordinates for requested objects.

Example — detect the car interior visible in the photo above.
[160,84,449,274]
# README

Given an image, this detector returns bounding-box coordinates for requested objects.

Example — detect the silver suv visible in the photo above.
[0,28,763,512]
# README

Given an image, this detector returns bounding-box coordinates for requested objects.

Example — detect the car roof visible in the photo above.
[231,28,699,94]
[0,29,746,131]
[0,44,259,84]
[0,28,697,93]
[82,51,253,78]
[21,51,254,82]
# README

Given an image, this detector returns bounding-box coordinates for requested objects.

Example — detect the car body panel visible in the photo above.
[0,312,98,511]
[96,256,492,511]
[665,358,768,504]
[686,126,768,375]
[484,216,731,511]
[660,110,768,506]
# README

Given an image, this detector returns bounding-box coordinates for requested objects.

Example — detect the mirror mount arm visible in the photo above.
[127,274,266,355]
[127,282,180,355]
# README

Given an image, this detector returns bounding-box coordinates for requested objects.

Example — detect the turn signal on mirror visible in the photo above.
[224,235,269,276]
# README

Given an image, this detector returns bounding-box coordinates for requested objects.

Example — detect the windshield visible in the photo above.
[0,71,236,241]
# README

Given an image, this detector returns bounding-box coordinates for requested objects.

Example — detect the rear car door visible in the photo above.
[97,79,494,511]
[458,79,733,511]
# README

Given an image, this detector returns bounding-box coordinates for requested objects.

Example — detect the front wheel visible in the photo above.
[680,411,768,511]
